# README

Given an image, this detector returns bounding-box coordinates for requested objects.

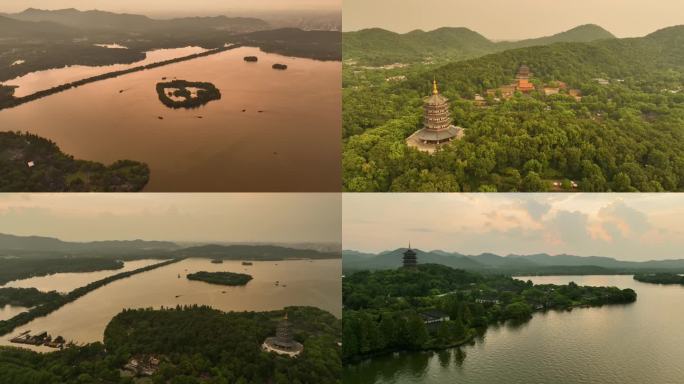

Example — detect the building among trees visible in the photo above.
[261,313,304,357]
[406,79,464,153]
[420,310,450,325]
[403,244,418,268]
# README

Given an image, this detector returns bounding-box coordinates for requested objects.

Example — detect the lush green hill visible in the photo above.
[343,27,494,65]
[501,24,615,49]
[0,132,150,192]
[343,26,684,192]
[343,24,615,65]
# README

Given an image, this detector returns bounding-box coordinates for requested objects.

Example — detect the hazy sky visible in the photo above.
[344,194,684,261]
[0,194,341,243]
[344,0,684,39]
[0,0,340,16]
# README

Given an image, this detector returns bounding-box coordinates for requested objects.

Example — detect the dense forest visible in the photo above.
[343,26,684,192]
[186,271,253,286]
[342,264,637,362]
[0,132,150,191]
[0,306,341,384]
[633,273,684,285]
[0,288,61,308]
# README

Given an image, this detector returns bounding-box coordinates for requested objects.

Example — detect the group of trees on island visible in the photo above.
[633,273,684,285]
[186,271,253,286]
[0,132,150,192]
[342,264,637,362]
[343,26,684,192]
[156,80,222,109]
[0,287,61,308]
[0,306,341,384]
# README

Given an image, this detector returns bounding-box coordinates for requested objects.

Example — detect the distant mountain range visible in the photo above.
[343,24,616,65]
[343,248,684,274]
[0,233,180,257]
[0,233,340,260]
[1,8,270,33]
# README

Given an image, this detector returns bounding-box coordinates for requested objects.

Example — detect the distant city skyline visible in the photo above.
[344,194,684,261]
[0,193,341,243]
[0,0,340,16]
[343,0,683,39]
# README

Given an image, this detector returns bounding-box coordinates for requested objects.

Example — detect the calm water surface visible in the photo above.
[0,304,28,321]
[1,259,163,293]
[345,275,684,384]
[1,258,341,351]
[5,46,208,96]
[0,47,341,191]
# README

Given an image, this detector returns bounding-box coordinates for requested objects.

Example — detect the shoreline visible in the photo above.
[344,333,476,365]
[343,299,636,365]
[0,258,183,339]
[0,45,243,111]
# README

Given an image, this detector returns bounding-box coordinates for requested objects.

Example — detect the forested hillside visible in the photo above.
[343,26,684,192]
[343,24,615,66]
[0,306,341,384]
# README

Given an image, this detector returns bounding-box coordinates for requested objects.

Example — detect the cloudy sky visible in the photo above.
[0,0,340,15]
[344,194,684,261]
[344,0,683,39]
[0,194,340,243]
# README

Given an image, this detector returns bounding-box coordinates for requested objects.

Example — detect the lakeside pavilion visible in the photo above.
[262,313,304,357]
[406,79,465,153]
[403,244,418,268]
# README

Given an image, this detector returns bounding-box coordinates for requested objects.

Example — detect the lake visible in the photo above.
[5,46,208,97]
[0,304,28,321]
[1,259,164,293]
[0,46,341,191]
[344,275,684,384]
[0,258,341,351]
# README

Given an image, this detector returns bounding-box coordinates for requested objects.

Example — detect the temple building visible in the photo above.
[515,65,535,93]
[262,313,304,357]
[406,79,464,153]
[403,244,417,268]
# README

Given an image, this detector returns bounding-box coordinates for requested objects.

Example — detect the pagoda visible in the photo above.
[406,79,464,153]
[403,243,417,268]
[262,313,304,357]
[515,64,535,93]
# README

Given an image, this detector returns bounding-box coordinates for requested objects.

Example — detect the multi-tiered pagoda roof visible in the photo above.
[403,244,418,268]
[262,313,304,357]
[406,79,464,153]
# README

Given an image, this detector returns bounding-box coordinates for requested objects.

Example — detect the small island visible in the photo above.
[186,271,253,286]
[155,80,221,109]
[244,56,258,62]
[272,63,288,70]
[634,273,684,285]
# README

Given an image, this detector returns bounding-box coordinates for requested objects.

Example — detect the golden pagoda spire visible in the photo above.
[432,78,439,95]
